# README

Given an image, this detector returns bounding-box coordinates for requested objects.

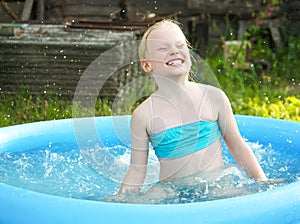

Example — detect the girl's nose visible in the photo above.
[170,45,179,55]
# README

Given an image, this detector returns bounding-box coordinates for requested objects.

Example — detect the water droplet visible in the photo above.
[286,139,293,144]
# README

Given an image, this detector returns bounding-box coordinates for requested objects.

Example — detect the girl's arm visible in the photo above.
[217,90,267,181]
[118,107,149,194]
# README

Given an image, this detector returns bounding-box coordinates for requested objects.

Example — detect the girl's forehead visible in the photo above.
[146,25,186,44]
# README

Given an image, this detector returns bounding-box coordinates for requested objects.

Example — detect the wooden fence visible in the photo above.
[0,24,142,98]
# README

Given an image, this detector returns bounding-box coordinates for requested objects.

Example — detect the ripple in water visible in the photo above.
[0,141,299,204]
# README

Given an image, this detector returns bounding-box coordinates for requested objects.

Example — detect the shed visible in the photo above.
[0,24,139,98]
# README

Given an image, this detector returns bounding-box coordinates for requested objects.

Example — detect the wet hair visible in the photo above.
[138,19,187,60]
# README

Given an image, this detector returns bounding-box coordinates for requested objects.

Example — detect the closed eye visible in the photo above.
[177,43,187,49]
[157,47,168,51]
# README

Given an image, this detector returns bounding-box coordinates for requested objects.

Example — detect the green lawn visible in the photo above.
[0,37,299,127]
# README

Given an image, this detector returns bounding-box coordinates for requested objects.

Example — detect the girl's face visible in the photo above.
[142,25,191,77]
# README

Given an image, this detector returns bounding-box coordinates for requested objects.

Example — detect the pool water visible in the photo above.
[0,141,299,204]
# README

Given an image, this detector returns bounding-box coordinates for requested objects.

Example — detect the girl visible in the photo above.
[118,19,267,195]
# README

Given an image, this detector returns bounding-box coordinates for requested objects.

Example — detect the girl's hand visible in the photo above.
[105,190,140,203]
[105,194,124,203]
[258,178,285,185]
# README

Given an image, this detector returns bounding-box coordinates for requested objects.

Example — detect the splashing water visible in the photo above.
[0,141,298,204]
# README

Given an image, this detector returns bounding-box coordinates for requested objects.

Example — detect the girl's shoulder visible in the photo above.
[198,83,225,97]
[131,96,152,123]
[132,96,151,112]
[197,83,229,108]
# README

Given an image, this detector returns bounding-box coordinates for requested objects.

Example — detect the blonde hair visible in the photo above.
[138,19,187,60]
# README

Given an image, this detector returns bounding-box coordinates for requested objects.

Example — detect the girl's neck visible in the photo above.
[153,74,192,99]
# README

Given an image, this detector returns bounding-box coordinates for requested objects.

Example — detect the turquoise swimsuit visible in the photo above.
[148,93,222,159]
[150,120,221,159]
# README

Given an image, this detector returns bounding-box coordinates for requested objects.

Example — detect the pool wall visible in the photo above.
[0,115,299,224]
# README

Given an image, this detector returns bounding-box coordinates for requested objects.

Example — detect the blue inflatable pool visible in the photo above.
[0,115,299,224]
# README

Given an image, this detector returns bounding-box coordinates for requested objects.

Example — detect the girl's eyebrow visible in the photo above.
[147,38,167,41]
[176,41,186,44]
[147,39,186,43]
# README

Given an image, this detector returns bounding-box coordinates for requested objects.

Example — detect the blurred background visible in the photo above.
[0,0,299,126]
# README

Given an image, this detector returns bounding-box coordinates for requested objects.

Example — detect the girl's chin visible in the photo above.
[153,72,187,78]
[152,65,190,77]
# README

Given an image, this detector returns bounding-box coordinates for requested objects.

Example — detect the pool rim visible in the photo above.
[0,115,299,224]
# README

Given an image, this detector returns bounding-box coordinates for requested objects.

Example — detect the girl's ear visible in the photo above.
[141,59,152,72]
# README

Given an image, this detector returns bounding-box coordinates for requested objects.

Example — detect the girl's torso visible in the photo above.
[146,83,224,181]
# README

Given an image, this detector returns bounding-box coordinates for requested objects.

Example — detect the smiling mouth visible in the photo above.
[166,58,184,66]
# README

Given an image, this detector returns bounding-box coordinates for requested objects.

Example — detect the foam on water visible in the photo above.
[0,140,299,204]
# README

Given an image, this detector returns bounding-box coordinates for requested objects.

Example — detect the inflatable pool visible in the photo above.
[0,115,299,224]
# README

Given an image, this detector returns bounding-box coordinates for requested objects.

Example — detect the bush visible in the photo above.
[234,96,300,121]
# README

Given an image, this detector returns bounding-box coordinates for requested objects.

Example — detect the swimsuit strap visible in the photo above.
[197,86,208,120]
[148,96,155,134]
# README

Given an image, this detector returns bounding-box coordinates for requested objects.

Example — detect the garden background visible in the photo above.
[0,0,299,127]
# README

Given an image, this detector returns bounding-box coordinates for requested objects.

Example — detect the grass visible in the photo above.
[0,37,299,127]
